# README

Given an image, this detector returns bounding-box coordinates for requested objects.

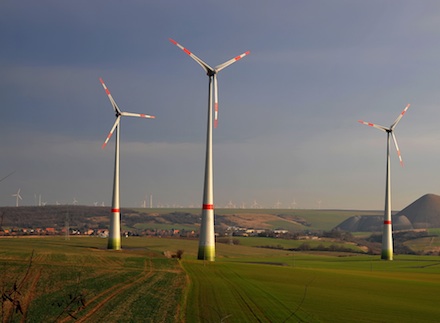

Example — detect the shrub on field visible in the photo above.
[176,250,184,260]
[216,237,240,245]
[298,243,311,251]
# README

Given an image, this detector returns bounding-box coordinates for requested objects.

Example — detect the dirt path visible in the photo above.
[60,258,154,323]
[20,269,42,323]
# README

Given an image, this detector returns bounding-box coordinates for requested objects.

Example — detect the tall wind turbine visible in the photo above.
[170,38,249,261]
[12,188,22,207]
[358,103,410,260]
[100,78,155,250]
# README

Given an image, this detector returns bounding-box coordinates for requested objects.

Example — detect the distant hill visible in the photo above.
[334,193,440,232]
[0,206,342,233]
[395,193,440,228]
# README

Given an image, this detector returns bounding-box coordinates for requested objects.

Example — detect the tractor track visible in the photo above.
[60,258,154,323]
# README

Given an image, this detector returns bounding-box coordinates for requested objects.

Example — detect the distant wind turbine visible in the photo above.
[358,103,410,260]
[12,188,22,207]
[170,38,249,261]
[100,77,155,250]
[290,199,297,209]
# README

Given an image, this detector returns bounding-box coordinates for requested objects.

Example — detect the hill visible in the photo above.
[0,206,377,234]
[395,193,440,229]
[334,193,440,232]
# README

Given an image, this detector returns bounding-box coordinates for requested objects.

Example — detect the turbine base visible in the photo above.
[107,238,121,250]
[197,245,215,261]
[381,249,393,260]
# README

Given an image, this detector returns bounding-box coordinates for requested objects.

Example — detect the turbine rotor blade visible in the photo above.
[391,103,410,130]
[358,120,389,132]
[214,75,219,128]
[215,50,250,72]
[0,170,16,183]
[120,112,156,119]
[102,116,121,149]
[169,38,213,74]
[100,78,122,115]
[391,132,404,166]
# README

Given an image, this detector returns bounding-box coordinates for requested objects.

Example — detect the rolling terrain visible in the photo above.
[0,205,382,233]
[1,237,439,322]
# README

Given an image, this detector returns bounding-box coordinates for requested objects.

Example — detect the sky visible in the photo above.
[2,1,440,210]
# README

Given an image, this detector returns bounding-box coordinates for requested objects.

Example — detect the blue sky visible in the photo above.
[2,1,440,210]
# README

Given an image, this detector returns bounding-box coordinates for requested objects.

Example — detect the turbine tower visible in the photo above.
[358,103,410,260]
[170,38,249,261]
[100,78,155,250]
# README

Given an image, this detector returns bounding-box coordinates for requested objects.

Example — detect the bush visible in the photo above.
[176,250,184,260]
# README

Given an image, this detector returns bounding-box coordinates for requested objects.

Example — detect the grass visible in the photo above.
[0,237,186,322]
[134,223,197,231]
[1,236,440,322]
[183,254,440,322]
[428,228,440,236]
[232,236,364,252]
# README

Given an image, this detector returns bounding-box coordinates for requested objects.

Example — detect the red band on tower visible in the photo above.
[111,208,120,213]
[203,204,214,210]
[384,220,392,225]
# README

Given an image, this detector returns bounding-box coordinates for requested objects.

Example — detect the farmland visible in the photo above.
[1,236,440,322]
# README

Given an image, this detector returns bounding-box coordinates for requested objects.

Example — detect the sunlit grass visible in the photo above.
[1,236,439,322]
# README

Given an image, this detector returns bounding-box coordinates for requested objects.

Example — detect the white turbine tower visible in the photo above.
[358,103,410,260]
[12,189,22,207]
[170,38,249,261]
[100,78,155,250]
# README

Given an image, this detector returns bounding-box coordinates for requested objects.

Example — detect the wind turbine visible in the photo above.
[358,103,410,260]
[12,189,22,207]
[170,38,249,261]
[100,77,155,250]
[290,199,297,209]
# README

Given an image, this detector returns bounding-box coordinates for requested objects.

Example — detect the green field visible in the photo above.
[1,237,439,322]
